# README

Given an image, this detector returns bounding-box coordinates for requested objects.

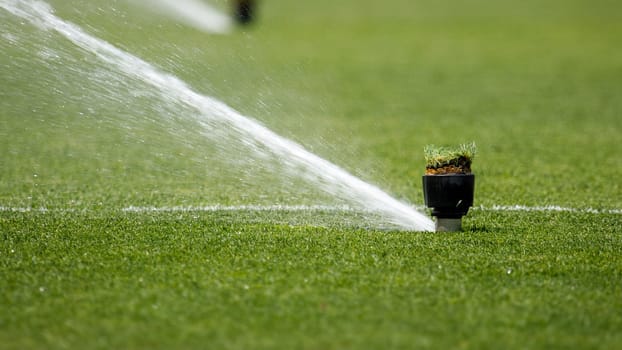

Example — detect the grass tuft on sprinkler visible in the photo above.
[422,142,476,232]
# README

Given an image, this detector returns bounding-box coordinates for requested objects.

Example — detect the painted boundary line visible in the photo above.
[122,205,355,212]
[125,205,622,215]
[1,205,620,215]
[472,205,622,215]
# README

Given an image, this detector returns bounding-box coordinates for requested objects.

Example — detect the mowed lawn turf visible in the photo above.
[1,0,621,349]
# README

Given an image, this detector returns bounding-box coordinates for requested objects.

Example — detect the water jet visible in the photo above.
[1,0,434,231]
[136,0,232,34]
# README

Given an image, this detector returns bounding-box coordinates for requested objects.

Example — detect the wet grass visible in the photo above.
[1,0,622,349]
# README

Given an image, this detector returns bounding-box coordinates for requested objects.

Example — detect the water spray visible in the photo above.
[131,0,232,34]
[2,0,434,231]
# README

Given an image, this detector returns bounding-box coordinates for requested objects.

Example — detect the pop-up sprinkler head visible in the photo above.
[423,174,474,231]
[422,143,476,232]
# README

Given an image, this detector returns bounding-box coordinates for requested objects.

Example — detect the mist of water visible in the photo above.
[0,0,434,231]
[129,0,231,34]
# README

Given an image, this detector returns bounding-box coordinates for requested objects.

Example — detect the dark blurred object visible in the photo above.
[234,0,256,24]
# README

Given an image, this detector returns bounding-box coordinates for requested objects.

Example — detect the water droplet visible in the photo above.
[3,0,433,231]
[506,268,513,275]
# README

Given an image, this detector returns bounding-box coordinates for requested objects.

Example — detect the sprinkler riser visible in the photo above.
[435,218,463,232]
[422,174,475,232]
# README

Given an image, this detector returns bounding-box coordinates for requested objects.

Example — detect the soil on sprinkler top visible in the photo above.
[425,157,472,175]
[424,143,476,175]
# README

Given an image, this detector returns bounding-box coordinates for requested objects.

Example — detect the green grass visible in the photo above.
[2,211,621,349]
[424,142,476,170]
[1,0,622,348]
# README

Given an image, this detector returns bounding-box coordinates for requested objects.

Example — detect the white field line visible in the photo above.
[0,207,77,213]
[122,204,355,212]
[1,205,620,215]
[474,205,622,215]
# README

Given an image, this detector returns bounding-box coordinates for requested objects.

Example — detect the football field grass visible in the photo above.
[1,0,621,348]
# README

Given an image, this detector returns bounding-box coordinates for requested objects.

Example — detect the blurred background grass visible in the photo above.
[1,0,621,210]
